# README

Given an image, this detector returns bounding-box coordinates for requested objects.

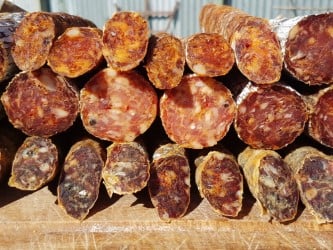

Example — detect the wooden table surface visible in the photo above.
[0,181,332,250]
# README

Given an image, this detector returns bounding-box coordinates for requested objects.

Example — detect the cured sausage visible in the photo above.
[148,143,191,221]
[284,146,333,224]
[1,67,79,137]
[11,11,96,71]
[102,141,150,197]
[195,150,243,217]
[0,12,25,83]
[8,136,58,191]
[306,85,333,148]
[234,82,308,150]
[47,27,103,78]
[80,68,157,142]
[0,121,23,183]
[238,147,299,222]
[184,32,234,77]
[57,138,105,220]
[283,13,333,85]
[199,4,282,84]
[160,74,236,149]
[0,1,25,12]
[102,11,149,71]
[144,32,185,89]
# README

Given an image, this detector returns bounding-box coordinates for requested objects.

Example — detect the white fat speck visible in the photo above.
[129,110,136,116]
[39,163,50,172]
[115,76,130,86]
[284,113,292,119]
[66,27,80,37]
[236,190,242,198]
[115,171,127,177]
[184,176,191,187]
[290,50,306,62]
[261,175,276,188]
[52,108,69,119]
[190,123,196,129]
[110,96,123,109]
[194,101,202,114]
[205,111,212,123]
[79,190,88,197]
[106,68,117,77]
[260,102,269,110]
[190,140,203,149]
[38,147,49,153]
[193,64,207,75]
[220,172,234,183]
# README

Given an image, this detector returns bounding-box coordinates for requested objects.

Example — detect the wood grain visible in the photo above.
[0,182,332,249]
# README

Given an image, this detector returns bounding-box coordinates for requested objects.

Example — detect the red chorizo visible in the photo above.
[199,4,282,84]
[145,32,185,89]
[80,68,157,142]
[184,32,234,77]
[160,74,236,149]
[11,11,96,71]
[47,27,103,78]
[102,11,149,71]
[1,67,79,137]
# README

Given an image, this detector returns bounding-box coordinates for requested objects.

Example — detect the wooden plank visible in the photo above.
[0,182,332,249]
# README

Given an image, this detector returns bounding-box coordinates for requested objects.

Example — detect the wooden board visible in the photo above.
[0,181,332,250]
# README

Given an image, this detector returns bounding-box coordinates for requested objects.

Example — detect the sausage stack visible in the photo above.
[0,4,332,224]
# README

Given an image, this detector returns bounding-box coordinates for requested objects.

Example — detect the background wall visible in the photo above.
[7,0,333,38]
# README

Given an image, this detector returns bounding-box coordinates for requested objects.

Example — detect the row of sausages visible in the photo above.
[1,66,333,151]
[0,4,331,224]
[1,126,332,224]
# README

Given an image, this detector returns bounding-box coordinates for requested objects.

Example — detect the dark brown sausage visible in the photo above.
[148,143,191,221]
[238,147,299,222]
[8,136,58,191]
[0,12,25,83]
[284,146,333,224]
[0,121,23,183]
[11,11,96,71]
[102,141,150,197]
[284,13,333,85]
[57,138,105,220]
[1,67,79,137]
[306,85,333,148]
[234,82,308,150]
[160,74,236,149]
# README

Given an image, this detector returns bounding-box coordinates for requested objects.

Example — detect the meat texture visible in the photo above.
[199,4,282,84]
[238,147,299,222]
[284,146,333,224]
